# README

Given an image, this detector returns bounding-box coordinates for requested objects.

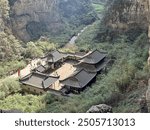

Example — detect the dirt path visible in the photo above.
[9,58,46,79]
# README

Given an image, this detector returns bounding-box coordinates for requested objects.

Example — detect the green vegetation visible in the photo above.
[37,31,149,113]
[0,78,21,99]
[0,1,26,77]
[25,40,57,59]
[0,17,149,114]
[0,94,44,112]
[92,3,105,13]
[0,0,149,113]
[47,25,85,46]
[0,0,10,18]
[0,60,26,78]
[0,32,23,61]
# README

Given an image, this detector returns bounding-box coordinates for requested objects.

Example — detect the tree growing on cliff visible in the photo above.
[0,0,10,18]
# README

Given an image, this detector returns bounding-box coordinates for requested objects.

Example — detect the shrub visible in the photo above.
[0,78,21,98]
[0,94,44,112]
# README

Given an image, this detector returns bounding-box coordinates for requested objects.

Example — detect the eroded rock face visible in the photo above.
[9,0,95,42]
[87,104,112,113]
[105,0,150,31]
[10,0,61,41]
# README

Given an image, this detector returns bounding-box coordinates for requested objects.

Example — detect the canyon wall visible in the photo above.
[105,0,150,32]
[9,0,96,42]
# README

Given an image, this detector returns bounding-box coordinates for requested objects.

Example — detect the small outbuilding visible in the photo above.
[20,72,59,94]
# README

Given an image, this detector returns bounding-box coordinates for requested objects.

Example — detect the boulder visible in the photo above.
[87,104,112,113]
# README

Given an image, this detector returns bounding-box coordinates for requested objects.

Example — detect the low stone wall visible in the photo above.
[22,85,46,95]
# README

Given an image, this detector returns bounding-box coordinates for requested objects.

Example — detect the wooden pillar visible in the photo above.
[18,69,20,78]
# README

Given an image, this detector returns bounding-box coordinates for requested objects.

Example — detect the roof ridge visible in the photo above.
[32,71,59,79]
[32,71,48,76]
[80,49,100,59]
[19,73,32,81]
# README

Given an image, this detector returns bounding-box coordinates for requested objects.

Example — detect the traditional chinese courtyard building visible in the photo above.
[20,50,110,95]
[74,50,110,73]
[20,72,59,94]
[60,69,97,93]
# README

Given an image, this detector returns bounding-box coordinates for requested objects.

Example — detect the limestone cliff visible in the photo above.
[9,0,96,42]
[104,0,150,33]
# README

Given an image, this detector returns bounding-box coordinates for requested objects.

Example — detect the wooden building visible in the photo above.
[60,69,97,93]
[20,72,59,95]
[20,50,110,95]
[74,50,110,73]
[41,50,68,70]
[33,65,47,73]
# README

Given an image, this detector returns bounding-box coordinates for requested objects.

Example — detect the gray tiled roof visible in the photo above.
[80,50,107,64]
[20,72,58,89]
[61,69,97,89]
[35,65,46,73]
[48,50,68,63]
[74,58,110,72]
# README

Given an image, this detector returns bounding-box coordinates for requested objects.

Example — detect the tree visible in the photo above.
[0,0,10,19]
[25,42,43,58]
[0,78,21,99]
[0,32,22,61]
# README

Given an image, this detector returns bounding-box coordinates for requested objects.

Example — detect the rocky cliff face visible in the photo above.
[9,0,96,42]
[105,0,150,33]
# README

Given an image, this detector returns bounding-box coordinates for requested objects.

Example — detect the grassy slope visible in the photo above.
[75,21,150,113]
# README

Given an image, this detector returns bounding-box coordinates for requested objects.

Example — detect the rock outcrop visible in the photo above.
[104,1,150,42]
[9,0,96,42]
[87,104,112,113]
[105,0,150,31]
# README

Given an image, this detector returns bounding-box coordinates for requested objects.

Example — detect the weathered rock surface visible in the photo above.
[87,104,112,113]
[9,0,96,42]
[105,0,150,31]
